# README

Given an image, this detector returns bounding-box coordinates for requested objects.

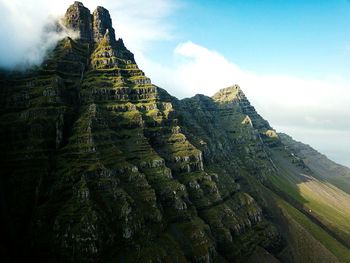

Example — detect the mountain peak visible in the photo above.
[93,6,116,43]
[212,84,245,103]
[64,2,117,45]
[73,1,84,7]
[212,85,274,132]
[64,1,92,43]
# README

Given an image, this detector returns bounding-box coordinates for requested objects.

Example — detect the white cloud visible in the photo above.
[137,41,350,167]
[0,0,178,68]
[99,0,179,51]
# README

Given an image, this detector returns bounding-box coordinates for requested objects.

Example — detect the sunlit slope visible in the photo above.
[241,168,350,263]
[279,133,350,194]
[275,195,350,262]
[268,146,350,251]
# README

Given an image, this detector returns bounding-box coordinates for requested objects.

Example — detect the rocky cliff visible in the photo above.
[1,2,350,262]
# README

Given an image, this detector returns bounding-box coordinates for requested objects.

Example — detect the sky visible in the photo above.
[0,0,349,167]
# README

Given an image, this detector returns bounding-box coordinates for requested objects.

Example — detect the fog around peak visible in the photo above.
[0,1,80,70]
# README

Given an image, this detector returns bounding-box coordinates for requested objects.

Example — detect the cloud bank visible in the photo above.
[0,1,72,69]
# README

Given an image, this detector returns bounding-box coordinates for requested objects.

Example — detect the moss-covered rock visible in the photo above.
[4,2,348,263]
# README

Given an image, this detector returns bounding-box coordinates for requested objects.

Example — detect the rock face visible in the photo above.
[1,2,349,263]
[92,6,116,43]
[65,1,92,43]
[64,2,116,46]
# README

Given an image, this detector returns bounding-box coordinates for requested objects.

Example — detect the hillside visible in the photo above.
[1,2,349,262]
[279,133,350,194]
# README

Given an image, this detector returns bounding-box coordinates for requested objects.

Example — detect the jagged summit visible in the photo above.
[92,6,116,43]
[212,84,244,103]
[64,2,117,46]
[64,2,92,43]
[212,85,273,133]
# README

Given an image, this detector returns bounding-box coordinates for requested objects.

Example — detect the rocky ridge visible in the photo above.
[1,2,349,263]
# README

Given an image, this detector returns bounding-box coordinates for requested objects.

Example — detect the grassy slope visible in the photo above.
[266,147,350,261]
[326,175,350,195]
[276,196,349,262]
[278,133,350,195]
[243,170,349,262]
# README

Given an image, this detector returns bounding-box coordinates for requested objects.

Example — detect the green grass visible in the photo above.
[269,148,350,247]
[277,197,350,262]
[296,180,350,244]
[268,172,307,204]
[327,175,350,195]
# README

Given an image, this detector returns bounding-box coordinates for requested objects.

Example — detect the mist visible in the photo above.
[0,0,177,70]
[0,1,80,70]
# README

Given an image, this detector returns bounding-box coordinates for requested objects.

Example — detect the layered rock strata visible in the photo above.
[0,2,287,262]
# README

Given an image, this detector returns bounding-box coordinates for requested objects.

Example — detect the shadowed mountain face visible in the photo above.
[1,2,350,262]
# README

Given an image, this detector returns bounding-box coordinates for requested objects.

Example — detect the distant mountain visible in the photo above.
[279,133,350,194]
[1,2,350,262]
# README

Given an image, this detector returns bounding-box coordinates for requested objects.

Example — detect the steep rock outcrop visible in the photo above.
[212,86,279,146]
[92,6,116,43]
[65,1,92,43]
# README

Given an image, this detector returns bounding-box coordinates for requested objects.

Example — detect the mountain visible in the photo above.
[279,133,350,193]
[1,2,350,262]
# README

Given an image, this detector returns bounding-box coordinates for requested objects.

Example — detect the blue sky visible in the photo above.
[148,0,350,78]
[1,0,350,167]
